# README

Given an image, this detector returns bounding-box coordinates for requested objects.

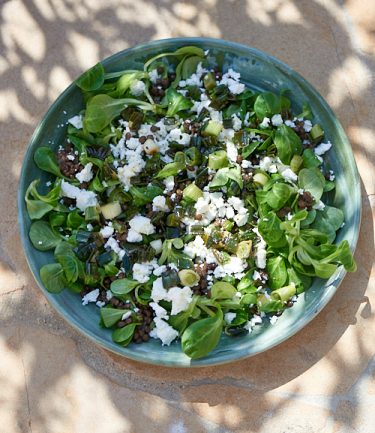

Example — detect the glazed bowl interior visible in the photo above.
[18,38,361,367]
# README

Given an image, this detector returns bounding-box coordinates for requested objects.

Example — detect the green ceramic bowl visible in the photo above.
[18,38,361,367]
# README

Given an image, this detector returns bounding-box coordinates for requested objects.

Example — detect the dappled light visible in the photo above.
[0,0,374,432]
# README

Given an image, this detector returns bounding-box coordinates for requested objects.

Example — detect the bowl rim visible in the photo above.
[17,37,361,367]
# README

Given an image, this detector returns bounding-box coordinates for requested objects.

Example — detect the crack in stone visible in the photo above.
[19,328,33,433]
[0,286,25,297]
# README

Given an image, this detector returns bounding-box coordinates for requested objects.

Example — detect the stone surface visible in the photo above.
[0,1,374,432]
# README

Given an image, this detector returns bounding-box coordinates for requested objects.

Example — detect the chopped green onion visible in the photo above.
[208,150,229,170]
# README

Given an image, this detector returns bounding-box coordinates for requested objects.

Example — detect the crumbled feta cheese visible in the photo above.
[148,69,159,83]
[82,288,99,306]
[329,170,335,181]
[106,290,113,301]
[149,317,178,346]
[152,195,169,212]
[121,311,132,320]
[68,115,83,129]
[96,301,106,308]
[226,141,238,163]
[100,225,114,238]
[76,163,94,183]
[150,239,163,254]
[130,80,146,96]
[271,114,283,126]
[86,223,93,232]
[234,212,249,227]
[278,165,298,182]
[225,312,236,324]
[129,215,156,235]
[253,227,267,269]
[153,264,167,276]
[220,69,245,94]
[67,154,75,161]
[313,200,325,211]
[284,119,296,128]
[151,278,168,302]
[163,176,175,192]
[150,302,168,319]
[241,159,253,169]
[46,181,52,187]
[303,120,312,132]
[259,117,270,129]
[167,286,193,315]
[270,315,279,325]
[105,237,125,260]
[132,261,157,283]
[213,256,248,279]
[231,114,242,131]
[314,141,332,156]
[127,228,143,243]
[168,128,191,145]
[259,156,278,173]
[61,180,97,212]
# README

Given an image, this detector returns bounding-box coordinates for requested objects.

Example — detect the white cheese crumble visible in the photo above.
[130,80,146,96]
[82,288,99,306]
[149,317,179,346]
[121,311,132,320]
[163,176,175,192]
[100,224,114,238]
[313,200,326,211]
[167,286,193,316]
[68,115,83,129]
[76,162,94,183]
[284,119,296,128]
[61,180,97,212]
[105,237,125,260]
[270,315,279,325]
[271,114,283,126]
[225,312,236,324]
[132,260,158,283]
[220,68,245,94]
[127,228,143,243]
[129,215,156,235]
[303,120,312,132]
[314,141,332,156]
[150,239,163,254]
[253,227,267,269]
[213,256,248,279]
[226,141,238,163]
[231,114,242,131]
[152,195,169,212]
[259,117,270,129]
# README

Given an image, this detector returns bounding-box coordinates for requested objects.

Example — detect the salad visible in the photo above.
[25,46,356,359]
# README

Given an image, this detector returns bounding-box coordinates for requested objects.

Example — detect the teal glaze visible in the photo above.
[17,38,361,367]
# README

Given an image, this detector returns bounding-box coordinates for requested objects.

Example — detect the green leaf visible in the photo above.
[29,221,61,251]
[266,257,287,289]
[110,278,140,295]
[298,168,326,201]
[76,62,105,91]
[54,242,80,282]
[144,46,204,71]
[34,147,63,178]
[165,88,193,117]
[112,323,137,345]
[266,182,292,210]
[101,308,131,328]
[84,94,154,133]
[258,212,287,248]
[209,166,243,189]
[181,309,223,359]
[254,92,281,119]
[154,161,186,179]
[302,148,321,168]
[274,125,302,164]
[40,263,66,293]
[129,185,164,206]
[211,282,237,300]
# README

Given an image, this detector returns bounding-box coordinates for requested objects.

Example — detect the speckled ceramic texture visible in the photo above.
[17,38,361,367]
